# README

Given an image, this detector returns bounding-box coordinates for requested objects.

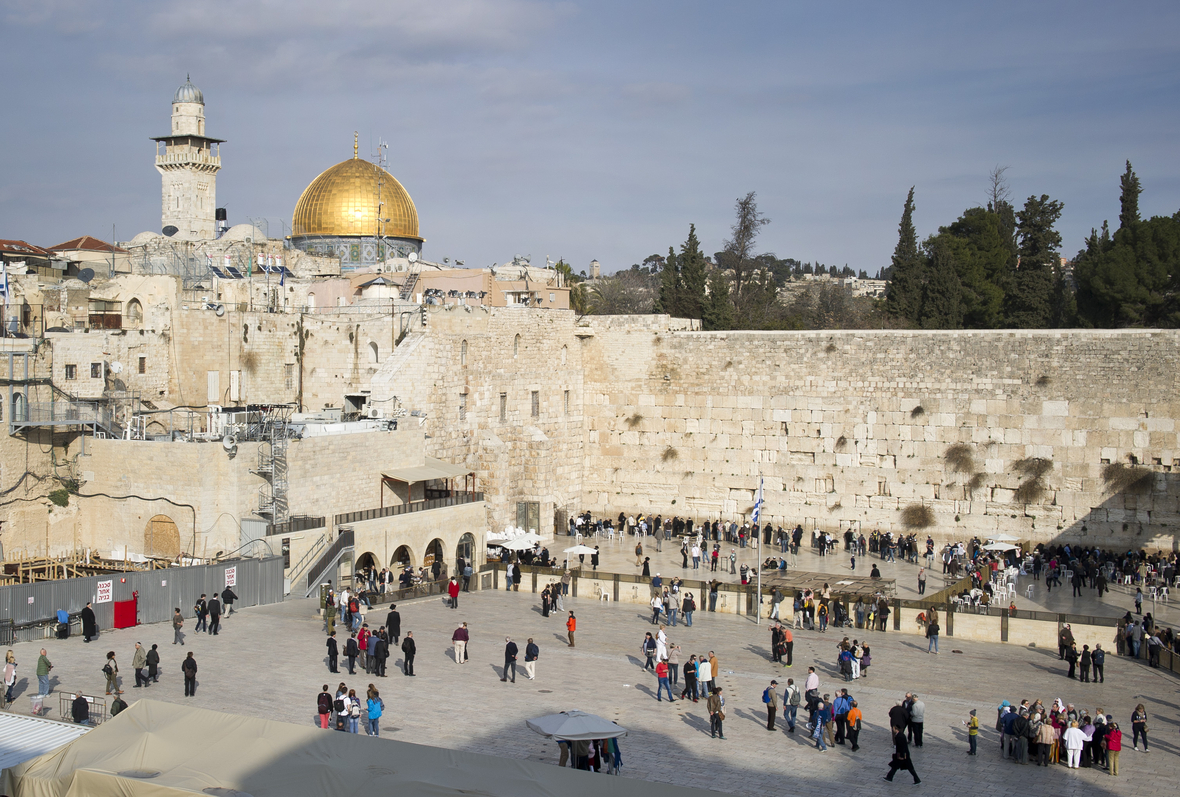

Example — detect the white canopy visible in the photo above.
[990,534,1020,543]
[982,542,1018,552]
[526,710,628,741]
[563,545,598,555]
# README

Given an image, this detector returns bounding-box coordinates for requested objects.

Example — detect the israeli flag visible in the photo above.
[752,477,764,526]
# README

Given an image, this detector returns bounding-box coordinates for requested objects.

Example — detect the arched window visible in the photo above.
[513,334,521,358]
[307,292,317,310]
[11,392,25,423]
[368,341,379,364]
[461,339,467,367]
[144,515,180,559]
[125,299,143,328]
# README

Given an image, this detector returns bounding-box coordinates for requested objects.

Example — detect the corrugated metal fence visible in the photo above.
[0,557,284,643]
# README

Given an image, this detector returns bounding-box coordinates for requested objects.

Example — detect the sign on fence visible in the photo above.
[225,567,237,588]
[96,580,113,604]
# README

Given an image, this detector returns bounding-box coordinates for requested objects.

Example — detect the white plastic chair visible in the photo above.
[1006,583,1017,599]
[1026,585,1034,599]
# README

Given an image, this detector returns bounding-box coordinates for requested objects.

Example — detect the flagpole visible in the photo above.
[755,474,763,626]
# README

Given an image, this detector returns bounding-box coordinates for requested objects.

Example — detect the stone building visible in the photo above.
[153,77,223,241]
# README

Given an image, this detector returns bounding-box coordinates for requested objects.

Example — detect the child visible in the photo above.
[850,555,856,571]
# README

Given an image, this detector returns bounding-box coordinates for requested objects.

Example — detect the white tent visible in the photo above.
[562,545,598,556]
[3,700,721,797]
[526,710,627,741]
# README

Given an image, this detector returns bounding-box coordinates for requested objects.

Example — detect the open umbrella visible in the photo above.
[982,542,1017,552]
[526,710,628,740]
[499,537,539,551]
[563,545,598,555]
[991,534,1020,543]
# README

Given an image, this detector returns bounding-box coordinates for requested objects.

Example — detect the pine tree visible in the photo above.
[885,187,923,324]
[918,239,963,328]
[678,225,708,320]
[701,270,734,330]
[655,247,680,315]
[1003,194,1064,328]
[1119,160,1141,230]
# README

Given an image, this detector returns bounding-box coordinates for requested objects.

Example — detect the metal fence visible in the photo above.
[334,492,483,526]
[0,557,284,643]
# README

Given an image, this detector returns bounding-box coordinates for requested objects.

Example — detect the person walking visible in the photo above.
[448,577,461,609]
[181,652,197,696]
[366,685,384,736]
[207,595,222,635]
[80,601,97,643]
[36,649,53,696]
[221,586,238,616]
[102,651,120,695]
[847,699,863,751]
[566,612,576,647]
[326,632,339,673]
[812,697,829,752]
[917,568,927,595]
[452,622,469,665]
[642,632,657,671]
[401,632,416,676]
[763,680,780,730]
[345,633,359,675]
[146,644,160,684]
[386,604,401,646]
[707,687,726,739]
[783,678,800,733]
[884,726,921,784]
[1130,704,1149,752]
[833,689,851,744]
[1080,644,1092,683]
[524,638,539,680]
[194,594,208,634]
[655,658,673,702]
[502,637,518,683]
[172,608,185,645]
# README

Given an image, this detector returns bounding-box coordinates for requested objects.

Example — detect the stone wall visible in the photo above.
[577,324,1180,550]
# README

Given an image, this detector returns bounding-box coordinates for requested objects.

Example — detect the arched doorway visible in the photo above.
[391,545,413,570]
[355,552,377,589]
[144,515,180,559]
[125,299,143,328]
[368,341,379,363]
[424,538,445,580]
[455,532,475,570]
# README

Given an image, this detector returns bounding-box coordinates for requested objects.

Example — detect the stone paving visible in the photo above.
[3,586,1176,797]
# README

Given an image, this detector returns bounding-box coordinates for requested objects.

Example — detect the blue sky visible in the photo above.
[2,0,1178,275]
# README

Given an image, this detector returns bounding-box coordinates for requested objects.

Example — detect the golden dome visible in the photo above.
[291,152,421,240]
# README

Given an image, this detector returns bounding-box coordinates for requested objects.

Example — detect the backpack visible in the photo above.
[762,687,772,704]
[318,694,332,714]
[350,701,361,718]
[334,698,345,713]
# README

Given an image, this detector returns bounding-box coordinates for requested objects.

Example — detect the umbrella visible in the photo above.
[526,710,628,740]
[991,534,1020,543]
[982,542,1017,552]
[563,545,598,555]
[499,537,538,551]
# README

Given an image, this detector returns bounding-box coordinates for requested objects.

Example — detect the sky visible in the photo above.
[2,0,1178,276]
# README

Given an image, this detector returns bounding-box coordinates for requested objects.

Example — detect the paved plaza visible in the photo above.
[4,582,1177,797]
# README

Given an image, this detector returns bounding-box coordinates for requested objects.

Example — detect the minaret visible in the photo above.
[152,76,223,239]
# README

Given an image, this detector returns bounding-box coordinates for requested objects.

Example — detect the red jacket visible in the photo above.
[1105,728,1122,751]
[656,661,669,679]
[448,580,460,598]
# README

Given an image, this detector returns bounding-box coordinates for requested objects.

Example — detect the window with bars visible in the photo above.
[138,356,146,374]
[90,363,102,379]
[65,364,77,380]
[499,393,507,422]
[285,364,295,390]
[531,391,539,418]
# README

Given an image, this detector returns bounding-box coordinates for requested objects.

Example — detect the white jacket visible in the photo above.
[1062,727,1091,751]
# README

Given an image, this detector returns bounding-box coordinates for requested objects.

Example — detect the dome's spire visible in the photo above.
[353,131,358,159]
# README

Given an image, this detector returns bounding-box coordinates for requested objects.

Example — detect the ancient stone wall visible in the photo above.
[577,323,1180,550]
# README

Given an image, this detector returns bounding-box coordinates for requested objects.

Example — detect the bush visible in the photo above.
[900,504,934,529]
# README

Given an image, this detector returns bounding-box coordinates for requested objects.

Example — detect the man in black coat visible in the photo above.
[372,630,389,677]
[502,637,518,683]
[401,632,416,675]
[386,605,401,645]
[221,586,238,615]
[206,596,222,635]
[182,652,198,696]
[345,633,359,675]
[194,595,208,633]
[888,699,910,738]
[80,602,97,643]
[884,726,921,784]
[71,692,90,724]
[326,632,339,673]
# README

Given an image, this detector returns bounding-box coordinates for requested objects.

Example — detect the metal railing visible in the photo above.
[334,492,483,526]
[269,516,326,537]
[285,532,328,589]
[304,528,355,596]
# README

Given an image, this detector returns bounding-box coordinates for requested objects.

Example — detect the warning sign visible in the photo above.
[96,579,113,604]
[224,567,237,588]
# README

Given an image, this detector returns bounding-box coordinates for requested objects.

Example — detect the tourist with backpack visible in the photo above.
[366,685,384,736]
[783,678,800,732]
[763,680,780,730]
[317,685,333,729]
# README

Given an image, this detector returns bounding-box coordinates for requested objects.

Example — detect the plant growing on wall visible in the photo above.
[1012,457,1053,504]
[1103,461,1154,495]
[944,443,975,474]
[662,446,679,462]
[625,413,644,429]
[900,503,934,529]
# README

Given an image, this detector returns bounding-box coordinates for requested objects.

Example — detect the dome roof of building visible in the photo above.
[291,147,421,241]
[174,76,204,105]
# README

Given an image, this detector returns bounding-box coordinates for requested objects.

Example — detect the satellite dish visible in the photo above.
[77,268,95,284]
[162,225,178,237]
[408,252,418,263]
[109,361,123,375]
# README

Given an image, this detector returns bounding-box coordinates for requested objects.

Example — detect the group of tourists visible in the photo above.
[316,681,385,736]
[992,696,1147,775]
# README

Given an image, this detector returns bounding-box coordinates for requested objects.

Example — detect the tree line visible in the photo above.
[886,163,1180,329]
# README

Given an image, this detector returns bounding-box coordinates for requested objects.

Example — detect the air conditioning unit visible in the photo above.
[366,407,384,419]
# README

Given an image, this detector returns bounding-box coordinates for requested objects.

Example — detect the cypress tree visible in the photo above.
[701,270,734,331]
[1119,160,1141,230]
[678,224,708,320]
[1003,194,1064,328]
[656,247,680,315]
[885,187,923,324]
[918,239,963,329]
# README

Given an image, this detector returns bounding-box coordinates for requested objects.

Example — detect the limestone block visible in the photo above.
[1109,417,1140,431]
[1042,400,1069,416]
[1133,431,1149,448]
[1147,417,1175,432]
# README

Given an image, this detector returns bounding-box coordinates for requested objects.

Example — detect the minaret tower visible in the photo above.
[152,76,223,239]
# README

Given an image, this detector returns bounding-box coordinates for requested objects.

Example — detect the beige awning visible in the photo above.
[382,456,471,484]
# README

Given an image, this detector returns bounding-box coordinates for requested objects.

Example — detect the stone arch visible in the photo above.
[423,538,445,571]
[455,532,476,568]
[307,292,317,310]
[11,392,25,423]
[125,299,143,328]
[356,551,378,572]
[391,545,413,569]
[368,341,379,364]
[461,339,467,367]
[513,333,520,358]
[144,514,181,559]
